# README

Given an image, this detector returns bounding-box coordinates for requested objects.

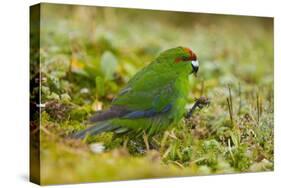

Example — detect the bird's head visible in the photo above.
[158,46,199,76]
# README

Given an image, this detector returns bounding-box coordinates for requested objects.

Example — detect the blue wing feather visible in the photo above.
[123,104,172,119]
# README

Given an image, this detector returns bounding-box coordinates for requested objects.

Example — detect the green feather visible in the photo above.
[110,47,194,135]
[73,46,197,138]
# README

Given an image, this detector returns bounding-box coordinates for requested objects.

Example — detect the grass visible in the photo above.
[30,4,273,185]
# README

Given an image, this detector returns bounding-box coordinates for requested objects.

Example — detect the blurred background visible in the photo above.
[34,3,273,184]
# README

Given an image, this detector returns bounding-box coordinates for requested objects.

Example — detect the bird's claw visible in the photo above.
[185,96,210,119]
[195,96,210,109]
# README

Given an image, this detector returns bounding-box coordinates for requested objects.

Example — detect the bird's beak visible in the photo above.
[191,60,199,77]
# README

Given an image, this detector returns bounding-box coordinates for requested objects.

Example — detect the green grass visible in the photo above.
[31,4,273,185]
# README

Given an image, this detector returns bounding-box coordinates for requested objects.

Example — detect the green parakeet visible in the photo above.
[72,46,199,139]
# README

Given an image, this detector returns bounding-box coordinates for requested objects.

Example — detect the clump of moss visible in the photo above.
[37,4,274,184]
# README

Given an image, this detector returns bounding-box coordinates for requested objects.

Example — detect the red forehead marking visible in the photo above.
[183,47,197,61]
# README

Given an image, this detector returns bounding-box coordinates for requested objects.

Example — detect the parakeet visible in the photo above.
[72,46,199,139]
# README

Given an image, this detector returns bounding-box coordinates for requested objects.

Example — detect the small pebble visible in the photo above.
[80,88,90,94]
[90,143,105,154]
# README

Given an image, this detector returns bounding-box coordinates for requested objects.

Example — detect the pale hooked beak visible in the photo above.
[191,60,199,76]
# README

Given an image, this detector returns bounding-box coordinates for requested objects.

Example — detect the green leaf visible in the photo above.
[100,51,118,80]
[96,76,105,97]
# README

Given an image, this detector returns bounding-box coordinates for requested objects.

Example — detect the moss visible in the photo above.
[36,4,274,184]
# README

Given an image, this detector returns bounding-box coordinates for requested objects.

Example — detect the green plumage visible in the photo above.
[72,46,198,138]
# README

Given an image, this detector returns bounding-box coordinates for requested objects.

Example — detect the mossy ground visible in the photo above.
[32,4,273,185]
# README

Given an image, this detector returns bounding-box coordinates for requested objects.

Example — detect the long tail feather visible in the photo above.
[71,121,116,139]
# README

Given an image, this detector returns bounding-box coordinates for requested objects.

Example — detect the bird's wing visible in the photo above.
[89,88,173,123]
[112,63,176,112]
[89,62,180,122]
[89,106,130,122]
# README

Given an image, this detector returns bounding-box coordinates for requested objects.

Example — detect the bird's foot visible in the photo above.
[185,96,210,119]
[196,96,210,108]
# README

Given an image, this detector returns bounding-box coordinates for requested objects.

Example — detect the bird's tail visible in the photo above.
[70,121,116,139]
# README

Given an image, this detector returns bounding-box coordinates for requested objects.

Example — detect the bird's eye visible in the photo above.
[174,56,189,63]
[182,57,189,61]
